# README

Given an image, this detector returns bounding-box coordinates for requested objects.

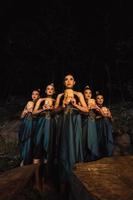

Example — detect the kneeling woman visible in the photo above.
[55,74,88,185]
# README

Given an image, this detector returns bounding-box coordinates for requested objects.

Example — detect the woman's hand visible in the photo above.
[21,109,28,118]
[71,98,77,106]
[94,104,101,111]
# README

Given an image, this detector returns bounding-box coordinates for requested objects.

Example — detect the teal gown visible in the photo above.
[82,109,99,161]
[19,113,36,165]
[95,110,114,158]
[33,110,55,163]
[56,102,83,183]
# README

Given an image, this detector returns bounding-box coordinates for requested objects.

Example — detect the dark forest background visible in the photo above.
[0,2,133,189]
[0,1,133,104]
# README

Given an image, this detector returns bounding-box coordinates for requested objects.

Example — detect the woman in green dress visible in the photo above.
[95,92,114,158]
[82,86,99,161]
[55,74,88,188]
[32,83,55,192]
[19,89,40,166]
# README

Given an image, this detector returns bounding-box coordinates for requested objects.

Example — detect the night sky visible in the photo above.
[0,1,133,103]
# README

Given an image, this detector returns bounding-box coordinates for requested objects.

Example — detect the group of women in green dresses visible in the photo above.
[18,74,114,192]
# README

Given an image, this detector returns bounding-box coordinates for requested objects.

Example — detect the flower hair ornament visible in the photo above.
[50,83,54,87]
[96,91,100,95]
[84,85,90,89]
[37,88,41,92]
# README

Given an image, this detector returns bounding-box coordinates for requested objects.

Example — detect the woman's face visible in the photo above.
[84,89,92,100]
[96,95,104,105]
[64,75,75,88]
[46,85,55,96]
[32,91,40,101]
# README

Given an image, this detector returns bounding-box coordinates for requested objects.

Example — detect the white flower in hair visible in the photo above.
[84,85,90,90]
[96,91,100,95]
[50,83,54,87]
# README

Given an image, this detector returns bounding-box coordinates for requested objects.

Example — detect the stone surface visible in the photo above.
[70,156,133,200]
[0,164,36,200]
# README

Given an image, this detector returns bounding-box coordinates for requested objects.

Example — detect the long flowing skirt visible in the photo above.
[82,113,99,161]
[57,107,83,182]
[96,117,114,158]
[33,112,54,162]
[19,114,35,165]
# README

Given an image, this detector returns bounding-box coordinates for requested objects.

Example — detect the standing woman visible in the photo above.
[95,92,114,158]
[82,86,99,161]
[32,83,55,191]
[19,89,40,166]
[55,74,88,188]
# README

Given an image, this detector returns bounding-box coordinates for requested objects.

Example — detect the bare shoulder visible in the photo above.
[26,101,34,110]
[26,101,34,106]
[34,98,45,108]
[57,93,64,98]
[38,98,45,103]
[74,91,83,98]
[55,93,64,108]
[102,106,109,110]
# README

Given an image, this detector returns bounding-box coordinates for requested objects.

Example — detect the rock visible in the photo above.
[70,156,133,200]
[0,120,20,142]
[0,164,37,200]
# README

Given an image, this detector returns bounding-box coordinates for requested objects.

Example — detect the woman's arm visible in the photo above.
[21,107,28,118]
[20,101,34,118]
[106,108,113,120]
[98,107,113,120]
[32,98,45,115]
[54,93,64,108]
[72,92,89,112]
